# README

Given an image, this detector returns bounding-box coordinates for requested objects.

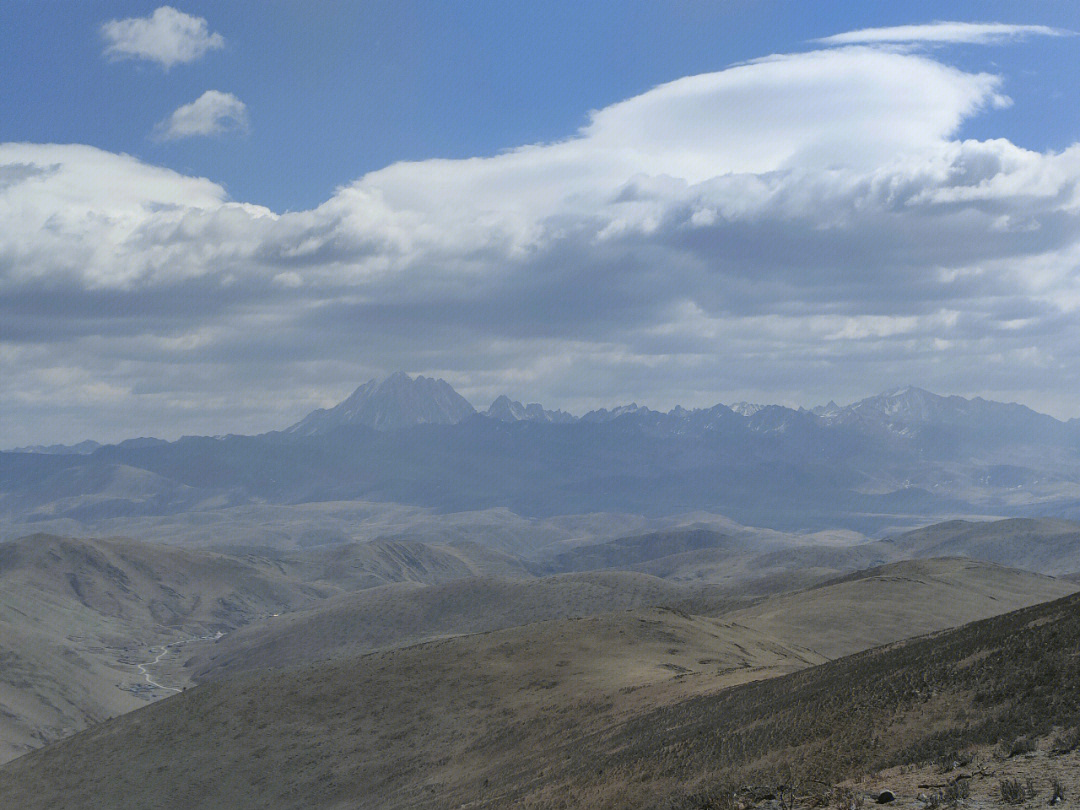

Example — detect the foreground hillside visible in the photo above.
[0,560,1073,809]
[558,590,1080,809]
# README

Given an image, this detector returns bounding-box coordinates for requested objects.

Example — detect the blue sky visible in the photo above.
[1,3,1079,444]
[4,1,1078,211]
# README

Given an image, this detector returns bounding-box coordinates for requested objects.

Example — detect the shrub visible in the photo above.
[942,779,970,805]
[1050,727,1079,755]
[999,736,1037,758]
[1049,779,1066,805]
[999,778,1037,805]
[832,786,863,810]
[924,779,969,808]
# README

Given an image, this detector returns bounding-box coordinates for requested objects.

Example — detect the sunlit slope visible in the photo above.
[728,557,1078,659]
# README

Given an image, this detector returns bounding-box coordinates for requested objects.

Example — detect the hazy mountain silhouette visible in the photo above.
[3,376,1078,533]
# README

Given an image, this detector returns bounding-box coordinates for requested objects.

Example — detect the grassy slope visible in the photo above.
[1,560,1075,809]
[189,571,696,680]
[542,590,1080,810]
[0,609,825,810]
[726,557,1077,658]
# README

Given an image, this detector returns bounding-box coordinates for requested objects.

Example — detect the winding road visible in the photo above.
[133,631,224,694]
[135,646,182,693]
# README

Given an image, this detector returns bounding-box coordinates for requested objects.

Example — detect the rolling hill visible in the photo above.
[2,557,1071,808]
[0,533,334,762]
[881,517,1080,575]
[0,532,537,763]
[727,556,1078,658]
[187,571,699,681]
[0,608,825,810]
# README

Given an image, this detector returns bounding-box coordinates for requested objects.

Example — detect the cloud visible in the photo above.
[3,42,1080,442]
[153,91,249,141]
[101,6,224,68]
[817,22,1072,47]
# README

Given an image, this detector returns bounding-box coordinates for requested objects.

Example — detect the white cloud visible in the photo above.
[153,91,249,141]
[101,6,224,68]
[817,22,1071,47]
[3,42,1080,441]
[0,142,271,288]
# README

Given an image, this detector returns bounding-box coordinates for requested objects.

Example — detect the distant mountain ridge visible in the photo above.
[10,376,1075,445]
[282,376,1074,436]
[7,440,102,455]
[4,376,1078,533]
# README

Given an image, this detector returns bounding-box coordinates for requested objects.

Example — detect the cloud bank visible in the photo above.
[154,91,249,140]
[101,6,224,68]
[3,37,1080,443]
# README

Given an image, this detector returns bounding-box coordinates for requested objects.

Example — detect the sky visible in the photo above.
[2,2,1079,444]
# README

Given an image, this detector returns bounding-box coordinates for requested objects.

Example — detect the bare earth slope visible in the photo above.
[0,533,330,762]
[0,533,535,763]
[1,559,1073,809]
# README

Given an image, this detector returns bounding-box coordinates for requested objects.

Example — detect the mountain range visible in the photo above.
[3,374,1079,535]
[17,374,1077,443]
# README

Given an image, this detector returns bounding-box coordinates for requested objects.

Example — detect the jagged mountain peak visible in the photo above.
[486,394,525,422]
[485,395,576,424]
[286,373,476,435]
[729,401,766,418]
[580,403,652,423]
